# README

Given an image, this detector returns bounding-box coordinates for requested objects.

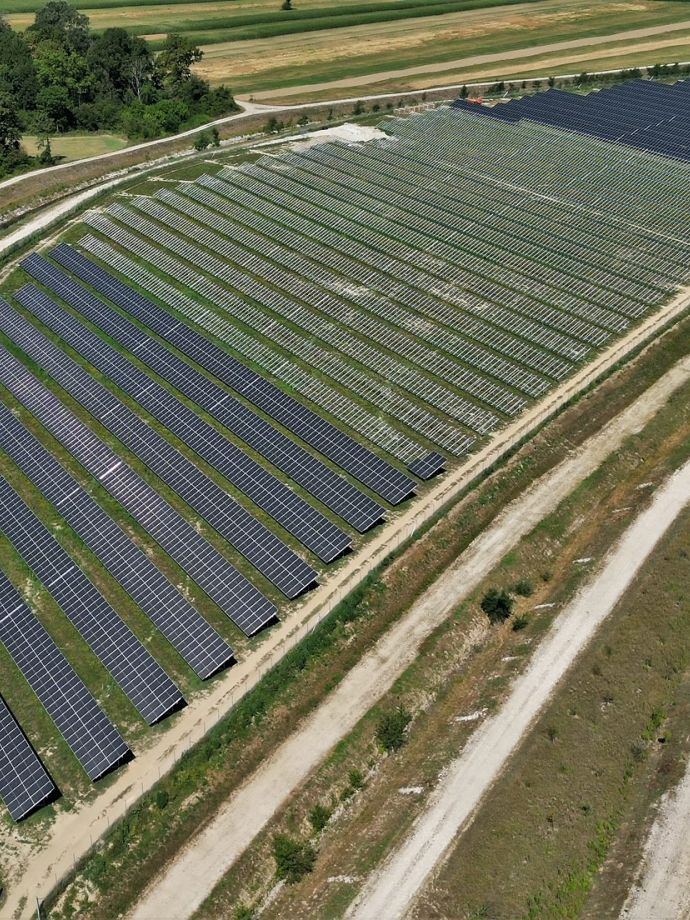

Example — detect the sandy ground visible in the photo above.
[128,352,690,920]
[621,758,690,920]
[242,18,690,100]
[349,457,690,919]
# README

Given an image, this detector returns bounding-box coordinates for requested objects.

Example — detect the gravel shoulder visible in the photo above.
[128,355,690,920]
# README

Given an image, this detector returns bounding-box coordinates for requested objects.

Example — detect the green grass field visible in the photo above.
[22,133,129,160]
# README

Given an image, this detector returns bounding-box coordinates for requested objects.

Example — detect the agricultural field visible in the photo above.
[2,75,690,918]
[4,0,690,99]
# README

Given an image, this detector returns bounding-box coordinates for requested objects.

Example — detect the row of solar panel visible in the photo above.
[452,79,690,162]
[0,238,437,821]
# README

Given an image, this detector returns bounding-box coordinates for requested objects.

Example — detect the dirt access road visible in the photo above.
[128,351,690,920]
[247,19,690,101]
[621,759,690,920]
[349,455,690,919]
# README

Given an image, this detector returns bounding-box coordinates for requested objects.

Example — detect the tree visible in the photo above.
[155,33,202,87]
[376,705,412,752]
[27,0,91,54]
[193,129,211,151]
[0,18,38,109]
[480,588,514,624]
[281,0,294,8]
[210,126,220,147]
[87,29,152,101]
[272,833,316,883]
[0,94,22,159]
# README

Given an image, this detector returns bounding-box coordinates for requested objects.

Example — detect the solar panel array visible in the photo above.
[26,251,384,532]
[452,79,690,162]
[0,339,277,636]
[0,693,56,821]
[1,294,315,600]
[4,88,690,820]
[50,242,419,502]
[0,570,130,781]
[0,475,184,725]
[15,270,351,565]
[0,404,234,681]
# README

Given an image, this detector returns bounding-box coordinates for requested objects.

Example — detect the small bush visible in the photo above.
[348,768,364,790]
[193,129,211,151]
[309,803,332,833]
[235,905,255,920]
[376,705,412,752]
[154,788,169,810]
[273,833,316,883]
[546,726,558,742]
[512,615,529,632]
[514,579,534,597]
[480,588,514,624]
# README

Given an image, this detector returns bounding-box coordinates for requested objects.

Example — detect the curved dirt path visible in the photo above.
[129,354,690,920]
[248,18,690,100]
[621,761,690,920]
[349,456,690,920]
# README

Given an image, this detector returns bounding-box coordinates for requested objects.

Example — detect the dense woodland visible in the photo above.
[0,0,238,177]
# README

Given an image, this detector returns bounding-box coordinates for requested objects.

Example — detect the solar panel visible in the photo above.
[0,343,277,636]
[14,270,352,564]
[0,693,57,821]
[0,293,316,599]
[0,571,130,781]
[0,404,234,680]
[49,244,417,505]
[22,251,384,535]
[407,452,446,480]
[0,475,184,725]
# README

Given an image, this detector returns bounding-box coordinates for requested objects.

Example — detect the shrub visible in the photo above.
[309,803,332,833]
[348,768,364,790]
[273,833,316,883]
[235,905,255,920]
[514,579,534,597]
[154,788,169,810]
[193,129,211,151]
[480,588,514,624]
[512,615,529,632]
[376,705,412,752]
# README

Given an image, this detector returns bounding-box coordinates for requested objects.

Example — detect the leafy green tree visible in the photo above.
[376,705,412,752]
[155,33,202,88]
[87,29,152,101]
[0,94,22,159]
[27,0,91,54]
[193,129,211,151]
[0,18,38,109]
[272,833,316,883]
[480,588,514,624]
[210,126,220,147]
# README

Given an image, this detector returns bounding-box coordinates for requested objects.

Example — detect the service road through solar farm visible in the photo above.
[2,78,690,919]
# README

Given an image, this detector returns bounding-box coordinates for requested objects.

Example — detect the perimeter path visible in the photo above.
[247,19,690,100]
[349,458,690,919]
[621,759,690,920]
[129,352,690,920]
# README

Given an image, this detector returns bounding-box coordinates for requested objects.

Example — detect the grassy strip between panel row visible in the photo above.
[38,301,690,920]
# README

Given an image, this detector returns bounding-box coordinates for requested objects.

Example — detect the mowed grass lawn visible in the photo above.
[22,133,129,160]
[6,0,690,100]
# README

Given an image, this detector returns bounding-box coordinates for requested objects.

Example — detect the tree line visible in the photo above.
[0,0,238,178]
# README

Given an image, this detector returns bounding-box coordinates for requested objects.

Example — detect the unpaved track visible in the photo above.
[249,19,690,100]
[129,354,690,920]
[350,458,690,919]
[621,759,690,920]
